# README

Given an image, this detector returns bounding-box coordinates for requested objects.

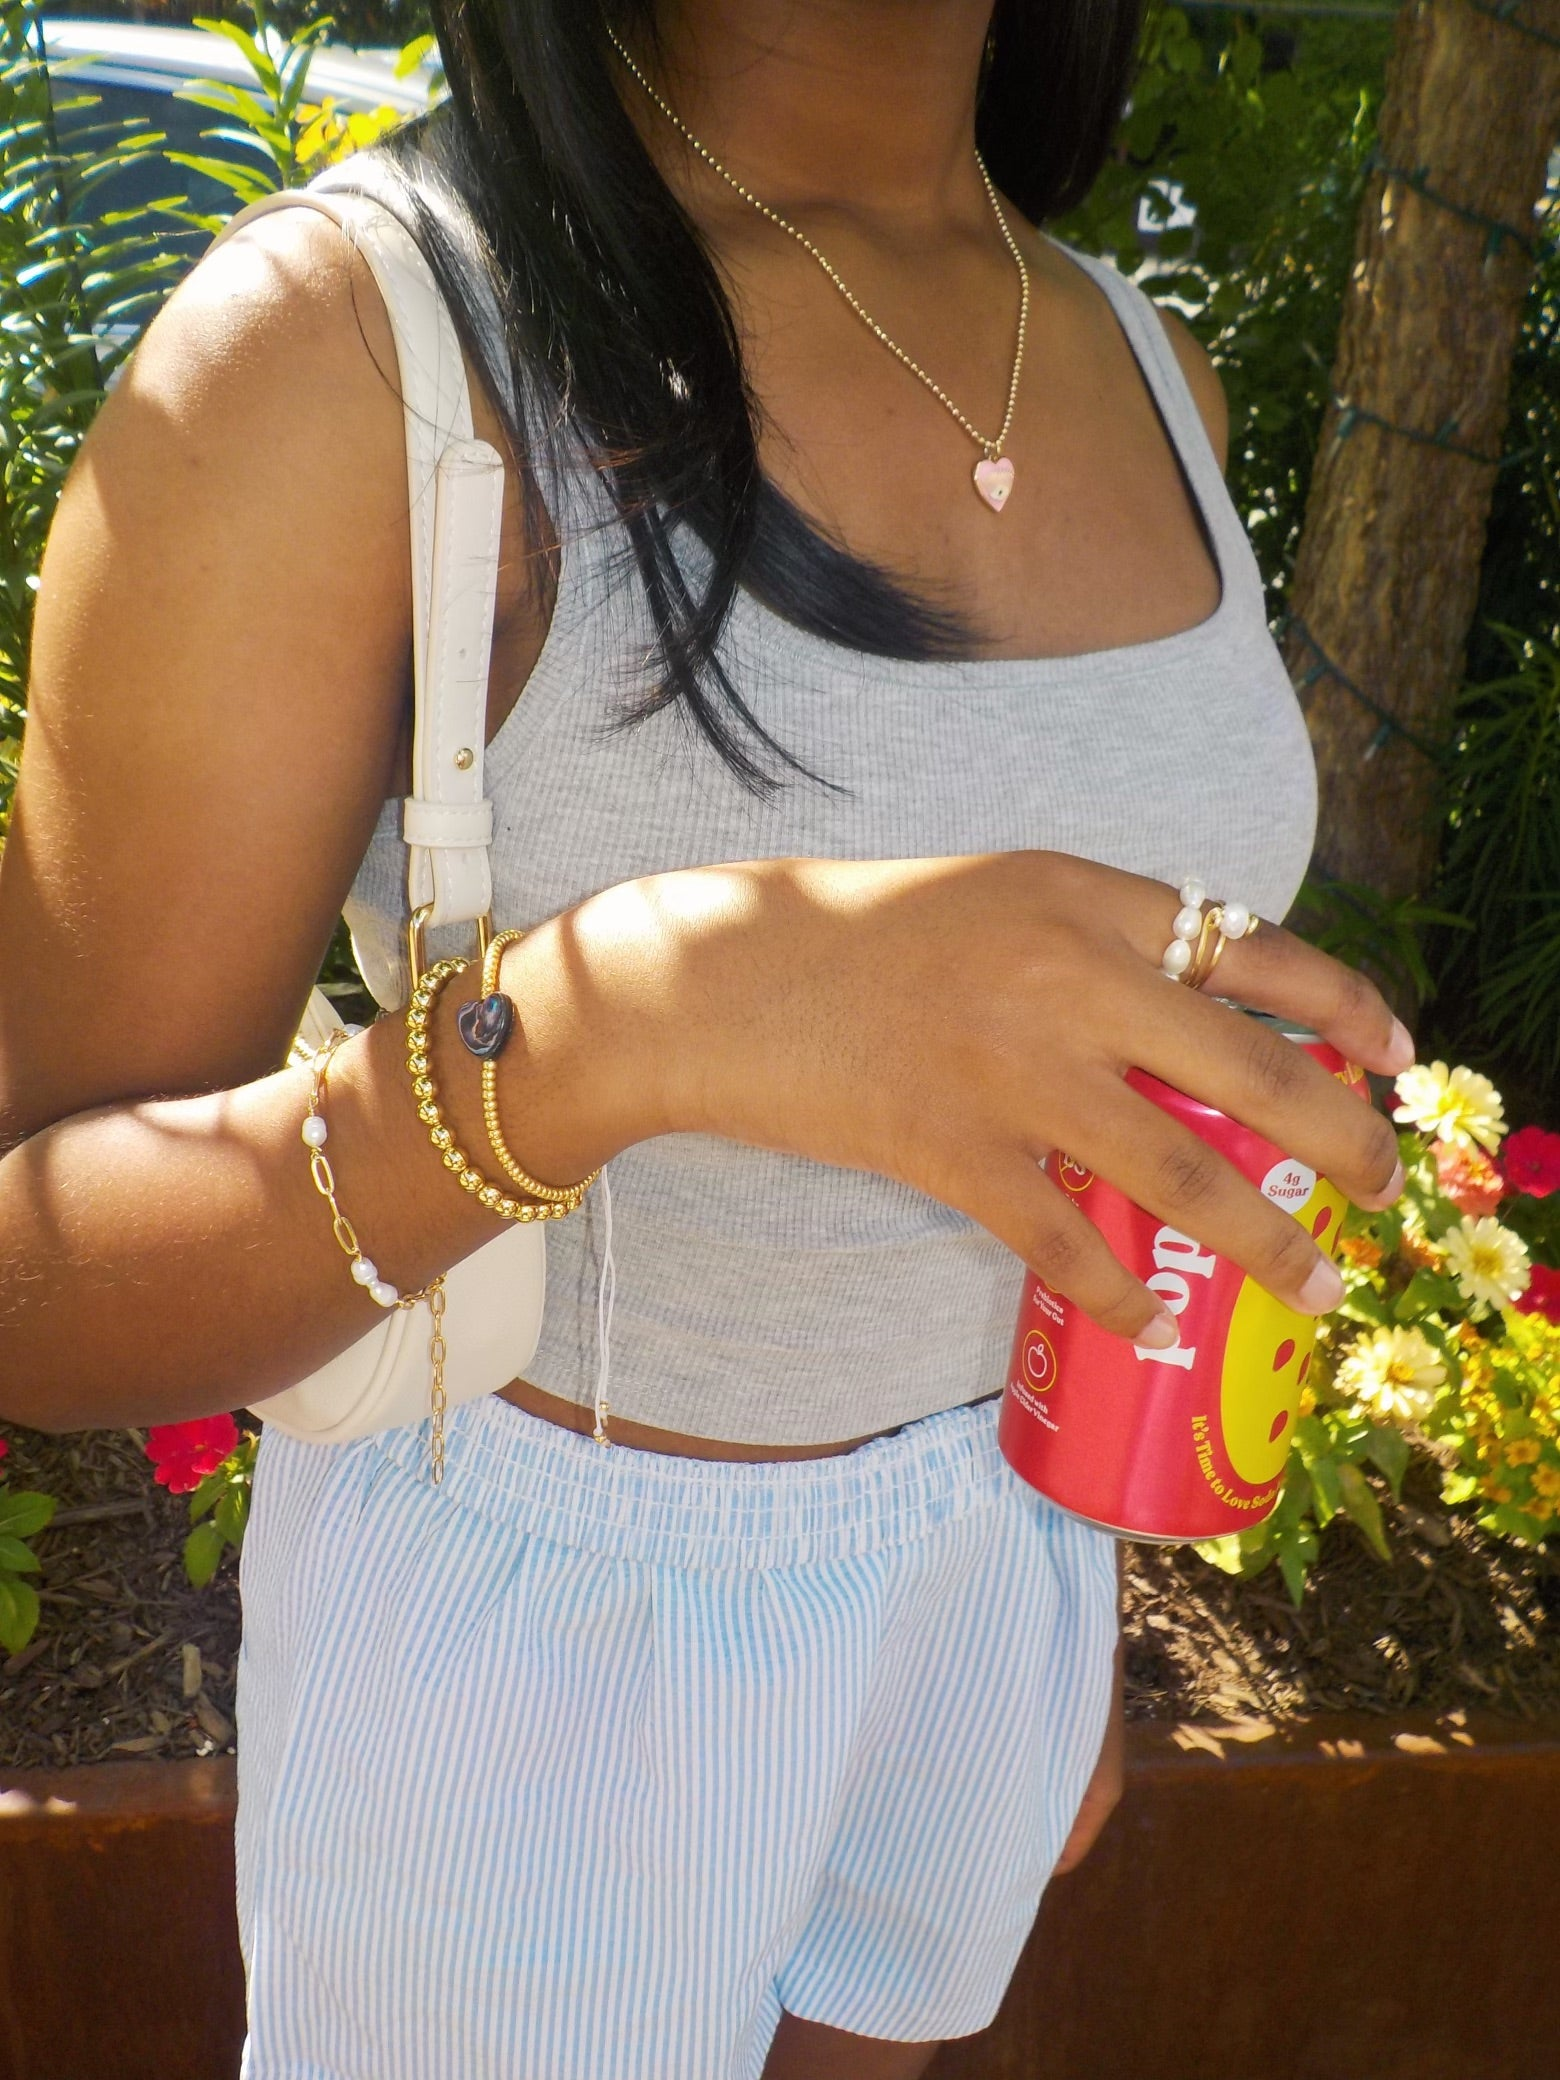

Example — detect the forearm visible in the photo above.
[0,899,659,1431]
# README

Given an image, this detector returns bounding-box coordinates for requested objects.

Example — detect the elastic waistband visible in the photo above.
[372,1394,1010,1572]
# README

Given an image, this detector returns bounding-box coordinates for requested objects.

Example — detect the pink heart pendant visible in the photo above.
[973,454,1015,513]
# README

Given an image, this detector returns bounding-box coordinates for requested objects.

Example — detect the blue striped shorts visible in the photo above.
[235,1392,1117,2079]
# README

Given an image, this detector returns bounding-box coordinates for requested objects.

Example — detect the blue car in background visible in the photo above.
[36,17,436,280]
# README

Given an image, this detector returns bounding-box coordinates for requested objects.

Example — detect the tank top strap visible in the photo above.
[1039,235,1248,588]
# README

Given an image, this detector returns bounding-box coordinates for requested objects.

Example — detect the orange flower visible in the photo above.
[1433,1140,1505,1219]
[1400,1227,1443,1271]
[1340,1233,1384,1270]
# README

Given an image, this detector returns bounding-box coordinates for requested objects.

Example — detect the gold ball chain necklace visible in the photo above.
[607,27,1030,514]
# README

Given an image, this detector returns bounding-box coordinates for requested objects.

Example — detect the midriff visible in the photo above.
[496,1376,892,1461]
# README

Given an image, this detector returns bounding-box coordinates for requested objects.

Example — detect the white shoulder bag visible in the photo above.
[210,185,546,1445]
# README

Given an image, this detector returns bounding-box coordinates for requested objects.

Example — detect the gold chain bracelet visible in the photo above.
[405,957,592,1221]
[306,1028,450,1482]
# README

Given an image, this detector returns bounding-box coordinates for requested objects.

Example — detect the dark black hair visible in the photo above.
[380,0,1148,788]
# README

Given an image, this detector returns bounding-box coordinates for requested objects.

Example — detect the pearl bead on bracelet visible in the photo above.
[300,1028,452,1484]
[302,1030,444,1312]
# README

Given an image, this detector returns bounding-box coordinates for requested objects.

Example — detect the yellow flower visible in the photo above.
[1442,1216,1531,1315]
[1392,1061,1506,1153]
[1335,1325,1447,1424]
[1533,1463,1560,1500]
[1504,1437,1542,1466]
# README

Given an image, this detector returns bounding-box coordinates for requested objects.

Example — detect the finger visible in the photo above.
[1069,1082,1349,1316]
[950,1151,1183,1348]
[1095,865,1414,1077]
[1200,918,1414,1079]
[1128,983,1404,1212]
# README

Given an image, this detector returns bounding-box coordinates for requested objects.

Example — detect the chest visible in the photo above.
[349,521,1316,1019]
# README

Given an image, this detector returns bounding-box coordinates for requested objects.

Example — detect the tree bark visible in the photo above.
[1284,0,1560,900]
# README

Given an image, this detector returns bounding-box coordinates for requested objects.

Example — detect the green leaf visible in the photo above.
[1292,1413,1333,1464]
[1395,1268,1464,1320]
[1364,1423,1411,1498]
[0,1571,40,1654]
[1236,1521,1280,1577]
[0,1490,55,1540]
[213,1483,249,1546]
[187,1465,226,1524]
[0,1535,41,1572]
[1278,1541,1310,1608]
[395,34,436,76]
[1336,1461,1392,1562]
[1308,1453,1342,1527]
[191,17,274,86]
[1194,1533,1245,1575]
[183,1521,226,1589]
[1340,1285,1393,1328]
[1480,1501,1549,1546]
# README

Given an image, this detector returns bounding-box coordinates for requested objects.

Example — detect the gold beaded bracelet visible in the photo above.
[405,956,594,1221]
[476,928,603,1207]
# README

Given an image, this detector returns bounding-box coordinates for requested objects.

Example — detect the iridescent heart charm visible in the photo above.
[456,990,516,1060]
[973,454,1015,513]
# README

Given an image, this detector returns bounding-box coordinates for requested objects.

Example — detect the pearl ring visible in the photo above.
[1160,879,1260,988]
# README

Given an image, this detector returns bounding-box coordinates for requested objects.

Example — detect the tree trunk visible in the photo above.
[1284,0,1560,900]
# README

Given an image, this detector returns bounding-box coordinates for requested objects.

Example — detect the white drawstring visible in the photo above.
[592,1166,615,1445]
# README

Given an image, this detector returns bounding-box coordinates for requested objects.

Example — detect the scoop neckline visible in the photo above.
[497,231,1246,789]
[714,232,1241,689]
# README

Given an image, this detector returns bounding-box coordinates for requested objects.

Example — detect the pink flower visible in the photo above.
[145,1414,239,1495]
[0,1436,8,1466]
[1501,1125,1560,1200]
[1433,1139,1505,1218]
[1514,1264,1560,1325]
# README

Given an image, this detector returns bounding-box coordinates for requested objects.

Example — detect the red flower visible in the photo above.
[1501,1125,1560,1200]
[0,1436,8,1466]
[145,1414,239,1495]
[1433,1139,1505,1218]
[1515,1264,1560,1325]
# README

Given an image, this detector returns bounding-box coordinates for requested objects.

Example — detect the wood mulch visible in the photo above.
[1,1421,1556,1771]
[1,1426,238,1771]
[1123,1451,1560,1730]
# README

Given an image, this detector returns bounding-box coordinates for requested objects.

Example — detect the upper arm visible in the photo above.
[1157,306,1230,477]
[0,208,417,1146]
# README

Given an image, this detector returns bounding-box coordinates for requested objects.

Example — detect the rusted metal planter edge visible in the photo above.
[5,1713,1558,2080]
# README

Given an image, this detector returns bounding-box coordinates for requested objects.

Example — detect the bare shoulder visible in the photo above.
[7,205,419,1129]
[103,200,406,498]
[1154,304,1230,476]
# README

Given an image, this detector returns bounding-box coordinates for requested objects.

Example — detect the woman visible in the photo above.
[0,2,1409,2074]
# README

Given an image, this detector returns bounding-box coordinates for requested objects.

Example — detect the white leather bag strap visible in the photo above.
[210,186,505,946]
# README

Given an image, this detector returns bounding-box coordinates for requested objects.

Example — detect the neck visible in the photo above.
[634,0,994,220]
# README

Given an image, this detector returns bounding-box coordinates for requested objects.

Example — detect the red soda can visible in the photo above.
[998,1022,1371,1541]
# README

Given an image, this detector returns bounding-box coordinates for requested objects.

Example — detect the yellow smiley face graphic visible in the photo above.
[1219,1182,1348,1487]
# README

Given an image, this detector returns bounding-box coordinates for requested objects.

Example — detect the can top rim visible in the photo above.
[1233,1006,1322,1043]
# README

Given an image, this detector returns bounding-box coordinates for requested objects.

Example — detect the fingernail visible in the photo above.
[1359,1158,1406,1211]
[1385,1018,1415,1072]
[1297,1258,1346,1314]
[1136,1309,1181,1349]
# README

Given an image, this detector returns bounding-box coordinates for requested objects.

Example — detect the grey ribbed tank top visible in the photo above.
[333,156,1318,1446]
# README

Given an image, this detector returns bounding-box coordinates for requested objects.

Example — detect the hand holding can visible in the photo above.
[999,1020,1373,1541]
